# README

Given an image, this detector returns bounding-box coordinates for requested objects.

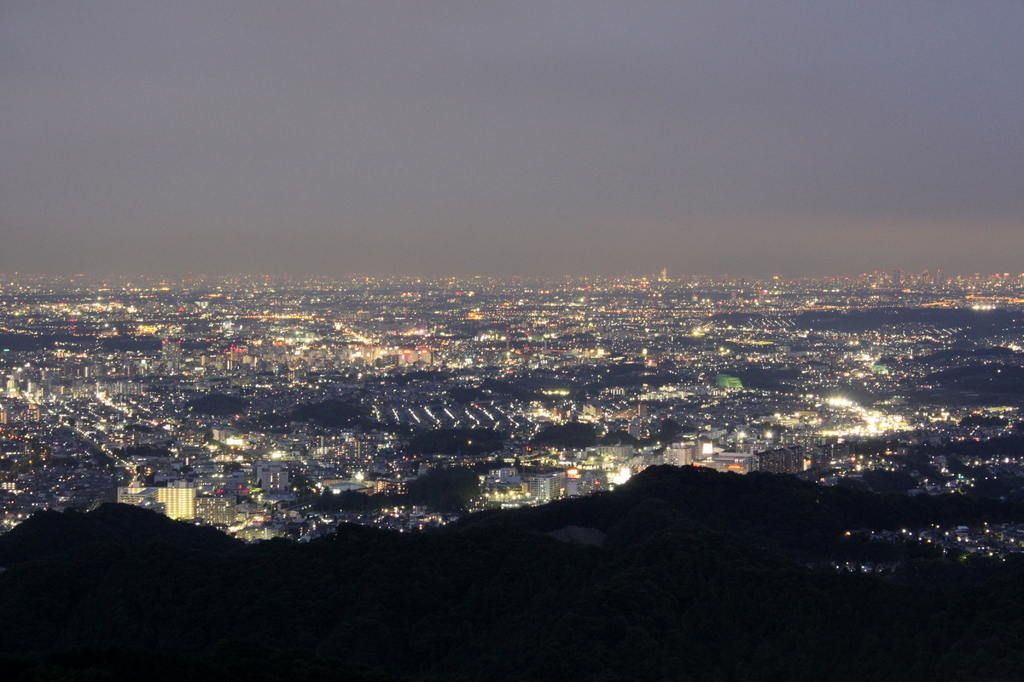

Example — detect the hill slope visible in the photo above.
[0,502,239,565]
[1,467,1023,681]
[455,465,1024,560]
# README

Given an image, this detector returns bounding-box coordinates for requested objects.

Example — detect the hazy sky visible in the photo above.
[3,2,1023,278]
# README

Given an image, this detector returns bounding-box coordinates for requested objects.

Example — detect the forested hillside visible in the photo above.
[2,466,1024,681]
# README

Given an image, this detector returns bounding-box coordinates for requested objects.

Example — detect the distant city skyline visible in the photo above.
[3,2,1022,278]
[1,269,1021,283]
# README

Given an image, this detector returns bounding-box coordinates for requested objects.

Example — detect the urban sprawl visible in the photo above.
[2,271,1024,563]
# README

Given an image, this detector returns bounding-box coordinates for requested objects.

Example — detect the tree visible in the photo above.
[533,422,597,449]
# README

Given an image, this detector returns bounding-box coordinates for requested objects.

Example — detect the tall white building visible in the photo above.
[257,461,290,493]
[664,442,696,466]
[117,481,196,520]
[157,481,196,520]
[528,472,567,502]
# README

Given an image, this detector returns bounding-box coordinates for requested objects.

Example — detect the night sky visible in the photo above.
[3,2,1022,278]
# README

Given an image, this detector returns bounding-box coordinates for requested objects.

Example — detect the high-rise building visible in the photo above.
[754,445,804,474]
[628,416,649,439]
[162,339,183,372]
[156,481,196,520]
[196,496,237,526]
[117,482,165,515]
[256,461,290,493]
[120,481,196,520]
[664,442,695,466]
[528,472,566,501]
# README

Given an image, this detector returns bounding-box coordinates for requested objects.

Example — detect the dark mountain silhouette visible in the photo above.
[2,466,1024,681]
[0,503,239,565]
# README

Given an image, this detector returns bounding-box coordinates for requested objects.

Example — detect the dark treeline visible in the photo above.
[456,466,1024,563]
[3,466,1024,680]
[185,393,250,417]
[289,399,378,430]
[313,465,482,513]
[406,428,505,457]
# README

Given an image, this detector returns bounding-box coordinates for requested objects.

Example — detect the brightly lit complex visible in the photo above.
[819,397,908,438]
